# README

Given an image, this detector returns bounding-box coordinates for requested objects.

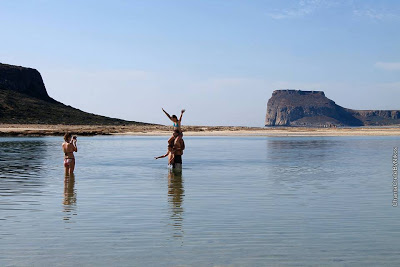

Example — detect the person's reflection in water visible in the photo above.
[168,169,184,240]
[63,174,77,222]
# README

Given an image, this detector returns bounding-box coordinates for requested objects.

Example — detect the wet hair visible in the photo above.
[171,115,178,120]
[64,132,72,142]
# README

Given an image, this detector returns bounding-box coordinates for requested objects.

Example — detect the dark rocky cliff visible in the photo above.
[265,90,400,127]
[0,63,54,102]
[0,63,147,125]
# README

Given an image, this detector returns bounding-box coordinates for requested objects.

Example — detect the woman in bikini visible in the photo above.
[159,109,185,167]
[162,108,185,133]
[62,132,78,176]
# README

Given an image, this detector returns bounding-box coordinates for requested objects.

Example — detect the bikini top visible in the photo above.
[173,122,179,128]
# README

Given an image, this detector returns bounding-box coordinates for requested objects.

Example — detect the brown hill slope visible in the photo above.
[0,63,149,125]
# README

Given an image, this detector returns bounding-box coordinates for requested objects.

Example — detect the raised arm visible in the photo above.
[71,137,78,152]
[162,108,173,122]
[179,109,185,123]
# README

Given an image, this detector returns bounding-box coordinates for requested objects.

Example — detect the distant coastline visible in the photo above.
[2,64,399,130]
[1,124,400,137]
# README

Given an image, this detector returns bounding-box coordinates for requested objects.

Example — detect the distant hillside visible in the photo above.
[0,63,149,125]
[265,90,400,127]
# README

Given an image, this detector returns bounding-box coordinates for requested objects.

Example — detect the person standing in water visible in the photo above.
[160,109,186,169]
[62,133,78,176]
[162,108,185,133]
[172,130,185,170]
[155,135,176,166]
[155,130,185,169]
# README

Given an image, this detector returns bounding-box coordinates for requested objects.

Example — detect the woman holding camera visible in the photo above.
[62,133,78,176]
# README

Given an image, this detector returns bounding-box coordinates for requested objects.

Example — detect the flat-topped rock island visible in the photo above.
[265,90,400,127]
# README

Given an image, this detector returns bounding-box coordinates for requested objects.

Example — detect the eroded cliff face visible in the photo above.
[265,90,400,127]
[0,63,147,125]
[0,63,54,102]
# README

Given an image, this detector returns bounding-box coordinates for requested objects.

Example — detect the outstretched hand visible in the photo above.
[181,109,185,114]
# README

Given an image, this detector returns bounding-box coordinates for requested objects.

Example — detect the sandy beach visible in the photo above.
[0,124,399,137]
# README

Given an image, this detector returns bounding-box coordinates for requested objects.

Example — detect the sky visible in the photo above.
[0,0,399,126]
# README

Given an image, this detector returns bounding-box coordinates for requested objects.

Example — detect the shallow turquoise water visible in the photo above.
[0,136,399,266]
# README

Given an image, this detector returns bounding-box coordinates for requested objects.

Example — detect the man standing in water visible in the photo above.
[172,130,185,170]
[154,131,185,169]
[154,135,176,166]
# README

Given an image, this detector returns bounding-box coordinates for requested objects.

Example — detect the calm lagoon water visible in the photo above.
[0,135,399,266]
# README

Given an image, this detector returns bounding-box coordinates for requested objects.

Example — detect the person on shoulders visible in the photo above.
[162,108,185,133]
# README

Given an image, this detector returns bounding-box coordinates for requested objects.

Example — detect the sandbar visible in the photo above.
[0,124,400,137]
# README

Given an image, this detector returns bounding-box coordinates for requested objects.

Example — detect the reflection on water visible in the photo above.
[266,138,341,187]
[0,139,46,181]
[63,174,77,222]
[0,136,399,266]
[168,169,184,239]
[0,139,46,175]
[266,138,335,163]
[0,139,48,214]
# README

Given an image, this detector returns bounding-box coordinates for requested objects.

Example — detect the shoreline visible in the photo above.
[0,124,400,137]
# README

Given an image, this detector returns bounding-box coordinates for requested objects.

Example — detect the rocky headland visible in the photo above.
[1,63,399,135]
[0,63,148,125]
[265,90,400,127]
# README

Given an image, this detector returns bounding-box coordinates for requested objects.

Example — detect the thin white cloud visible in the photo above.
[267,0,330,20]
[267,1,400,21]
[378,81,400,90]
[353,8,399,20]
[44,69,151,81]
[375,62,400,71]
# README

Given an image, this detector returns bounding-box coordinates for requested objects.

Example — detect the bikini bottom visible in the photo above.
[64,158,75,167]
